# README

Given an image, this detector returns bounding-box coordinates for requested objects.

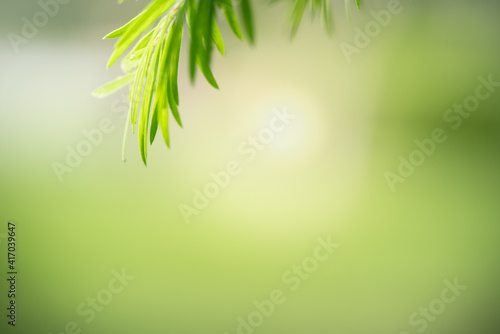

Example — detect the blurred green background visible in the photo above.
[1,0,500,333]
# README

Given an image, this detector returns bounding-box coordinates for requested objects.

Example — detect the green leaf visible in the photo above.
[130,22,163,131]
[121,29,155,73]
[167,38,183,126]
[196,49,219,89]
[159,103,170,148]
[107,0,175,68]
[92,73,135,98]
[290,0,308,39]
[321,0,332,36]
[159,16,182,128]
[149,99,160,144]
[356,0,360,10]
[130,50,148,131]
[131,29,156,54]
[103,8,146,39]
[211,18,225,55]
[156,24,171,150]
[138,21,165,165]
[309,0,318,20]
[220,0,242,40]
[167,17,184,117]
[157,19,174,103]
[168,88,182,127]
[154,26,172,142]
[203,1,216,63]
[188,0,200,82]
[189,0,219,88]
[240,0,254,43]
[169,29,182,107]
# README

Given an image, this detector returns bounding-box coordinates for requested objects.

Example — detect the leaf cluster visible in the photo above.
[94,0,360,164]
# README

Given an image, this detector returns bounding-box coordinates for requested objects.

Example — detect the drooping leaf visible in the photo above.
[189,0,219,88]
[107,0,175,68]
[139,17,169,164]
[321,0,332,36]
[188,0,200,82]
[159,102,170,148]
[240,0,254,43]
[219,0,242,40]
[169,18,183,108]
[212,18,225,55]
[103,8,145,39]
[290,0,308,39]
[166,16,184,126]
[121,29,155,73]
[130,44,150,130]
[92,73,135,98]
[149,99,160,144]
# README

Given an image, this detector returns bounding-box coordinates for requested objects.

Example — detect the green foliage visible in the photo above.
[94,0,360,165]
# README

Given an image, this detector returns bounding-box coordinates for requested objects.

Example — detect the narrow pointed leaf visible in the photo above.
[103,8,147,39]
[130,49,149,130]
[138,22,164,165]
[196,49,219,89]
[291,0,308,38]
[167,17,184,107]
[107,0,174,68]
[121,29,155,72]
[211,19,225,55]
[149,100,160,144]
[92,73,135,98]
[240,0,254,43]
[159,106,170,148]
[221,0,242,40]
[321,0,332,36]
